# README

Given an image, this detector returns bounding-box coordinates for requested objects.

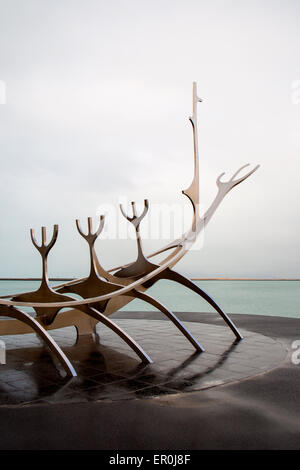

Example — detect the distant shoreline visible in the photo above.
[0,277,299,282]
[0,278,74,281]
[192,278,300,281]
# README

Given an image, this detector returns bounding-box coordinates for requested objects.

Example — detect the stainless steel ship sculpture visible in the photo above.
[0,83,259,377]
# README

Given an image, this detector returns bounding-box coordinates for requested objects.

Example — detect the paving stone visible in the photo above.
[0,319,287,406]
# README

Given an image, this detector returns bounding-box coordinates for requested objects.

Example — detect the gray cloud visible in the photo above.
[0,0,299,277]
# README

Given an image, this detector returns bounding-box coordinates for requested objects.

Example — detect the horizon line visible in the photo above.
[0,277,299,282]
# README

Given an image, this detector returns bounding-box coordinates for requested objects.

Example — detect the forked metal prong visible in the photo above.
[41,226,47,246]
[140,199,149,220]
[76,216,105,242]
[30,228,40,250]
[131,201,137,218]
[216,172,226,187]
[119,203,133,222]
[217,164,260,189]
[75,219,83,237]
[230,163,250,182]
[47,225,59,252]
[88,217,93,235]
[30,225,59,253]
[120,199,149,228]
[95,215,105,238]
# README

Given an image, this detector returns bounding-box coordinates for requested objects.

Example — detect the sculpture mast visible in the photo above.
[182,82,202,232]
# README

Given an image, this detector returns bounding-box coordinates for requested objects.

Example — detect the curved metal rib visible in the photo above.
[130,289,204,352]
[0,306,77,377]
[79,306,153,364]
[160,268,243,340]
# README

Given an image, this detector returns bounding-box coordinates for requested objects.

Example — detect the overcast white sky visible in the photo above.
[0,0,300,278]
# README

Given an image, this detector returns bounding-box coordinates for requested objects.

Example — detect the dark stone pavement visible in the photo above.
[0,311,300,450]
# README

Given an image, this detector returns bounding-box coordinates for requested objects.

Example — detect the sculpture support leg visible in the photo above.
[82,306,153,364]
[160,268,243,340]
[130,289,205,352]
[0,307,77,377]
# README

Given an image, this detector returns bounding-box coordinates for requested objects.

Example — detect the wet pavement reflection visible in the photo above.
[0,319,286,406]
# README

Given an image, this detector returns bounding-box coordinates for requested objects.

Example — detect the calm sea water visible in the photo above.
[0,279,299,318]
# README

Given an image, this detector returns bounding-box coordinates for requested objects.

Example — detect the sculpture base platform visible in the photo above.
[0,317,287,406]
